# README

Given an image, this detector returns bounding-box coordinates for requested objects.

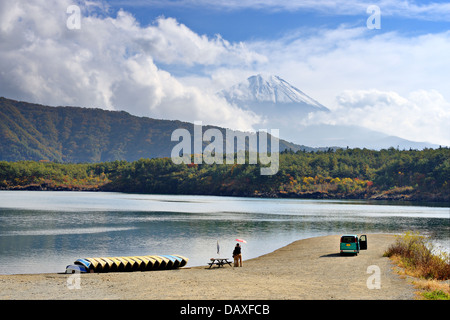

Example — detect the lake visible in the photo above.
[0,191,448,274]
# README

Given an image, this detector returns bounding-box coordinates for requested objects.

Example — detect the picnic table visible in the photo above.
[208,258,232,268]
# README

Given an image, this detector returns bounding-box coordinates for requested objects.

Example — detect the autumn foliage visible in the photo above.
[0,147,449,201]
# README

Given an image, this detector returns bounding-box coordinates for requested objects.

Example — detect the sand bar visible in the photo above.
[0,234,417,300]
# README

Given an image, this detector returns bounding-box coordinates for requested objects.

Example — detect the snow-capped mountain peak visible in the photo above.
[220,74,328,111]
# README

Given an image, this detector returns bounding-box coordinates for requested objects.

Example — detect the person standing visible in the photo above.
[233,243,242,267]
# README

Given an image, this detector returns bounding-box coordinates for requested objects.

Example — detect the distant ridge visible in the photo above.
[0,97,318,163]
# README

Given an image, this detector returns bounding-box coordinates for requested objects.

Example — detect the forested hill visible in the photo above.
[0,97,309,163]
[1,147,449,202]
[1,97,448,202]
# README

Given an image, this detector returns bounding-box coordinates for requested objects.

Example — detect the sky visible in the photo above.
[0,0,449,146]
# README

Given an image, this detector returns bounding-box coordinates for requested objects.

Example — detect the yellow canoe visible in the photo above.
[71,254,188,273]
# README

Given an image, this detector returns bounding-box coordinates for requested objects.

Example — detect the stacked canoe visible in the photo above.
[65,254,188,273]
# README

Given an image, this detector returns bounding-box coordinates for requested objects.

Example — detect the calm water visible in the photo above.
[0,191,448,274]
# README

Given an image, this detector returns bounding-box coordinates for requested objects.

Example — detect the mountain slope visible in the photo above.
[219,74,329,123]
[0,97,315,162]
[220,74,328,110]
[219,74,438,150]
[293,124,440,150]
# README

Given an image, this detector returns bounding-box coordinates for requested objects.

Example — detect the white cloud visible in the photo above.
[123,0,450,21]
[0,0,263,130]
[228,25,450,145]
[1,0,448,146]
[135,17,267,66]
[246,26,450,106]
[304,89,450,146]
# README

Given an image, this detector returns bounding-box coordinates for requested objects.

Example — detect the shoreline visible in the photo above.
[1,188,448,205]
[0,234,419,300]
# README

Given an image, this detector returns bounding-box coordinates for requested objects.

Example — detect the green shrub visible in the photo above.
[384,231,450,280]
[421,290,450,300]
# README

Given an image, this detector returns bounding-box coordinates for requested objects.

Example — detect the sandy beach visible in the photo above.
[0,234,417,300]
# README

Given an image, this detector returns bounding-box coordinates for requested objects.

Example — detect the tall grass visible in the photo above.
[384,231,450,281]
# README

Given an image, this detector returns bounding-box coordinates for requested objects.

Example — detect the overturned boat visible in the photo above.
[65,254,188,273]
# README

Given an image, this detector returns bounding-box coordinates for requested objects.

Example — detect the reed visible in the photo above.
[384,231,450,280]
[384,231,450,300]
